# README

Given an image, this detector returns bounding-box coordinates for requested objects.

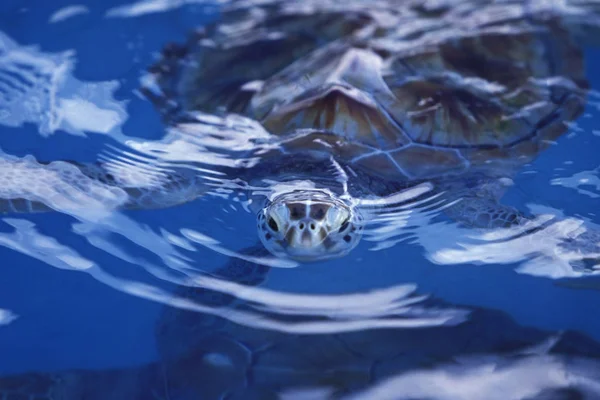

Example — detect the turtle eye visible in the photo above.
[338,217,350,233]
[268,217,279,232]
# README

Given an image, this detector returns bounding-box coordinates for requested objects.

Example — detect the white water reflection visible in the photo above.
[122,112,271,168]
[0,154,128,217]
[551,166,600,199]
[181,228,297,268]
[360,187,600,279]
[354,182,434,208]
[0,215,467,334]
[0,309,17,326]
[48,5,90,24]
[432,206,600,279]
[2,137,599,286]
[0,31,127,137]
[189,276,466,322]
[346,353,600,400]
[106,0,218,18]
[0,219,95,271]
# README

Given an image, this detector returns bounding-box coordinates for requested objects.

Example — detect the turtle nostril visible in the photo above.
[310,223,316,230]
[299,223,305,230]
[268,217,279,232]
[338,218,350,233]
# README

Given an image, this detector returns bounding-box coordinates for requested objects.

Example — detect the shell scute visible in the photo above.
[381,78,533,148]
[263,85,410,149]
[278,130,376,160]
[177,33,319,114]
[390,145,469,179]
[149,6,376,118]
[376,22,586,154]
[251,335,370,389]
[353,152,407,179]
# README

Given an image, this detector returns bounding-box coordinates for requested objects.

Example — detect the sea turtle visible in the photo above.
[2,0,600,398]
[1,0,599,265]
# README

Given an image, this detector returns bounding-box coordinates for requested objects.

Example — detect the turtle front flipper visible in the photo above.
[444,195,529,230]
[444,194,600,272]
[0,364,162,400]
[0,156,207,214]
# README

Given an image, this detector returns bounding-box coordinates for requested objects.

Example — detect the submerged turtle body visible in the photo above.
[146,0,587,183]
[153,267,600,400]
[5,253,600,399]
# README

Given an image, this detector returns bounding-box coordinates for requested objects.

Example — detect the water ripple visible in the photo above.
[48,5,90,24]
[551,166,600,199]
[346,352,600,400]
[1,0,600,396]
[0,31,127,137]
[0,309,17,326]
[0,213,467,334]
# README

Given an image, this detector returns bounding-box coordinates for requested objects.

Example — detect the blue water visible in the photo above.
[0,0,218,373]
[1,1,600,398]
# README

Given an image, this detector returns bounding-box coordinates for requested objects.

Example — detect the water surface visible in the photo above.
[1,0,600,398]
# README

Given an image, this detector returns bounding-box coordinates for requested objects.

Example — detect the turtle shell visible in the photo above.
[155,276,600,399]
[143,0,589,181]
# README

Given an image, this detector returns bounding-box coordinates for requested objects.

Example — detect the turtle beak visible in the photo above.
[284,216,328,249]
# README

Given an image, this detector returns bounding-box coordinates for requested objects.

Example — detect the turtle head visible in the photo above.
[257,190,363,262]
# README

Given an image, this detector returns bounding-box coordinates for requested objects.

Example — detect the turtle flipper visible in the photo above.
[444,196,529,229]
[444,195,600,271]
[560,229,600,273]
[0,156,206,214]
[0,364,162,400]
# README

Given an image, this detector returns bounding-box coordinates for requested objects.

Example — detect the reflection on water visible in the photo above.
[105,0,217,19]
[0,309,16,326]
[347,351,600,400]
[48,5,90,24]
[1,0,600,398]
[381,205,600,279]
[0,31,127,137]
[552,166,600,199]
